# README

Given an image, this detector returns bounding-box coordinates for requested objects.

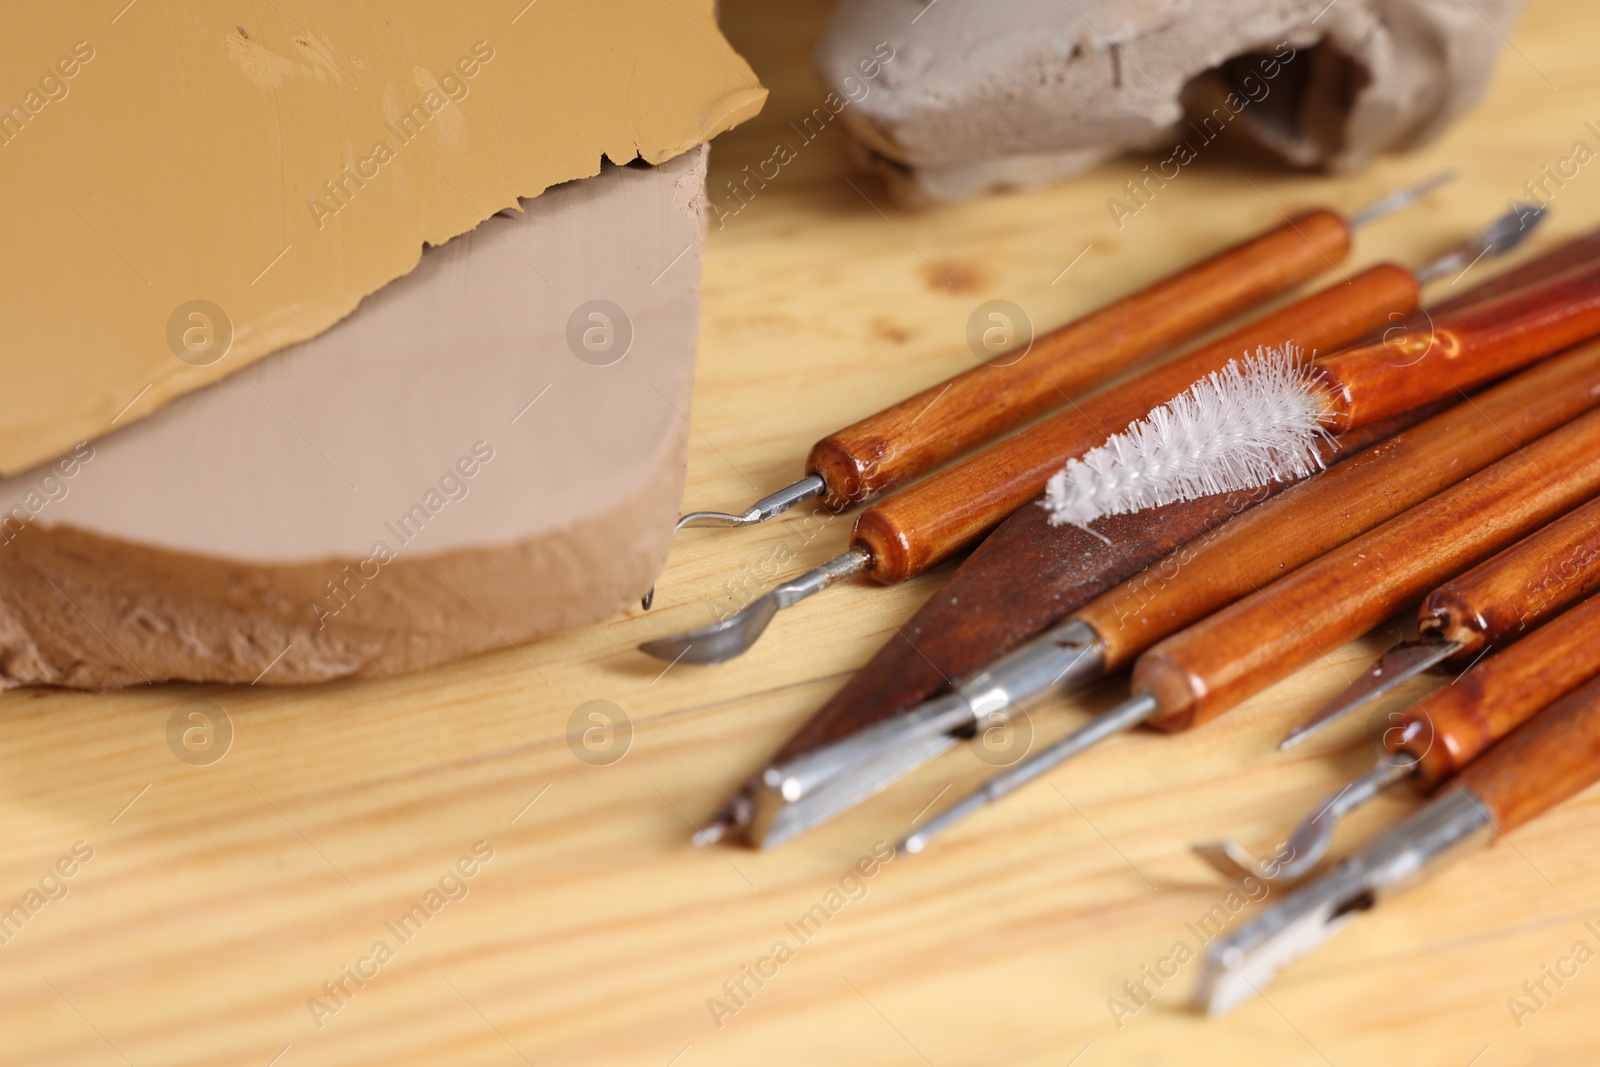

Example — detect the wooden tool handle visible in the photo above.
[1077,340,1600,670]
[850,265,1416,583]
[1430,226,1600,316]
[806,211,1351,508]
[1393,591,1600,790]
[1315,260,1600,432]
[1458,674,1600,834]
[1133,406,1600,732]
[1420,495,1600,655]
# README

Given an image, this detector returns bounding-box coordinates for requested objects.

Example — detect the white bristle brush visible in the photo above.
[1043,345,1333,529]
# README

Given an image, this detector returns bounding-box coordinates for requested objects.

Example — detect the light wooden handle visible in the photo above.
[1315,259,1600,432]
[1133,407,1600,733]
[1420,495,1600,654]
[806,211,1352,509]
[1459,673,1600,833]
[1393,590,1600,789]
[1076,340,1600,670]
[848,263,1410,584]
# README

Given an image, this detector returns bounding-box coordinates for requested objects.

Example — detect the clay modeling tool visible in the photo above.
[1192,672,1600,1016]
[899,405,1600,854]
[675,174,1453,533]
[1196,585,1600,884]
[644,209,1538,665]
[707,226,1600,810]
[1041,257,1600,528]
[711,335,1600,847]
[1283,492,1600,749]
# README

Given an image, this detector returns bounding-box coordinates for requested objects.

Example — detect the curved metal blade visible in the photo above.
[637,548,871,665]
[1279,638,1462,750]
[639,595,784,665]
[1194,752,1420,886]
[674,475,827,530]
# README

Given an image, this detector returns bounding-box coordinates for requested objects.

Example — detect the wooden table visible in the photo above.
[8,1,1600,1063]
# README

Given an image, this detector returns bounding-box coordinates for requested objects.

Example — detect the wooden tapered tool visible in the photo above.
[1043,257,1600,527]
[903,405,1600,853]
[1283,492,1600,748]
[1198,529,1600,884]
[1193,672,1600,1015]
[643,208,1540,665]
[732,338,1600,847]
[675,177,1451,533]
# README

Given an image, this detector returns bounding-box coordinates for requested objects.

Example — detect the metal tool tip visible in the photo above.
[898,833,927,857]
[692,819,732,847]
[1348,169,1458,229]
[637,596,781,665]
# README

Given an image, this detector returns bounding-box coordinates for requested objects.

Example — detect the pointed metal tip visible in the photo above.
[1280,639,1463,749]
[640,585,655,612]
[1348,169,1458,229]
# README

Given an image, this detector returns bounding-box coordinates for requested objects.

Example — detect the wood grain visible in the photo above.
[851,265,1417,583]
[1315,260,1600,431]
[10,2,1600,1065]
[1462,674,1600,833]
[1137,408,1600,731]
[806,212,1350,509]
[1422,494,1600,653]
[1396,590,1600,789]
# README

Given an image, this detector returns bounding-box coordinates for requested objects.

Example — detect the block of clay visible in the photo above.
[0,4,762,474]
[816,0,1521,202]
[0,149,707,688]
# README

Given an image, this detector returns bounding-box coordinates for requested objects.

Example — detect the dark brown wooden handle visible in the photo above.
[1420,495,1600,654]
[1134,406,1600,733]
[1315,259,1600,432]
[805,211,1352,509]
[1458,673,1600,834]
[1077,340,1600,670]
[1393,591,1600,790]
[849,264,1413,583]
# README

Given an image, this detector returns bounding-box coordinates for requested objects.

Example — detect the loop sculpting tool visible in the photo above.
[719,337,1600,847]
[675,175,1452,532]
[1193,672,1600,1016]
[1283,491,1600,748]
[643,207,1538,666]
[902,404,1600,854]
[1197,521,1600,883]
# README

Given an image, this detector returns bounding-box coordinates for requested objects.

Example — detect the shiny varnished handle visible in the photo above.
[1134,407,1600,732]
[1315,259,1600,432]
[1420,495,1600,654]
[1076,341,1600,670]
[1430,225,1600,316]
[806,211,1352,509]
[1458,673,1600,833]
[848,262,1409,584]
[1393,591,1600,789]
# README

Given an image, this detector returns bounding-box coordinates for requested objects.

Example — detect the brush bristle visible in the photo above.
[1042,345,1331,529]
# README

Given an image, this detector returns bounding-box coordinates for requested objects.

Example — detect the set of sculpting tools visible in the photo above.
[643,173,1600,1012]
